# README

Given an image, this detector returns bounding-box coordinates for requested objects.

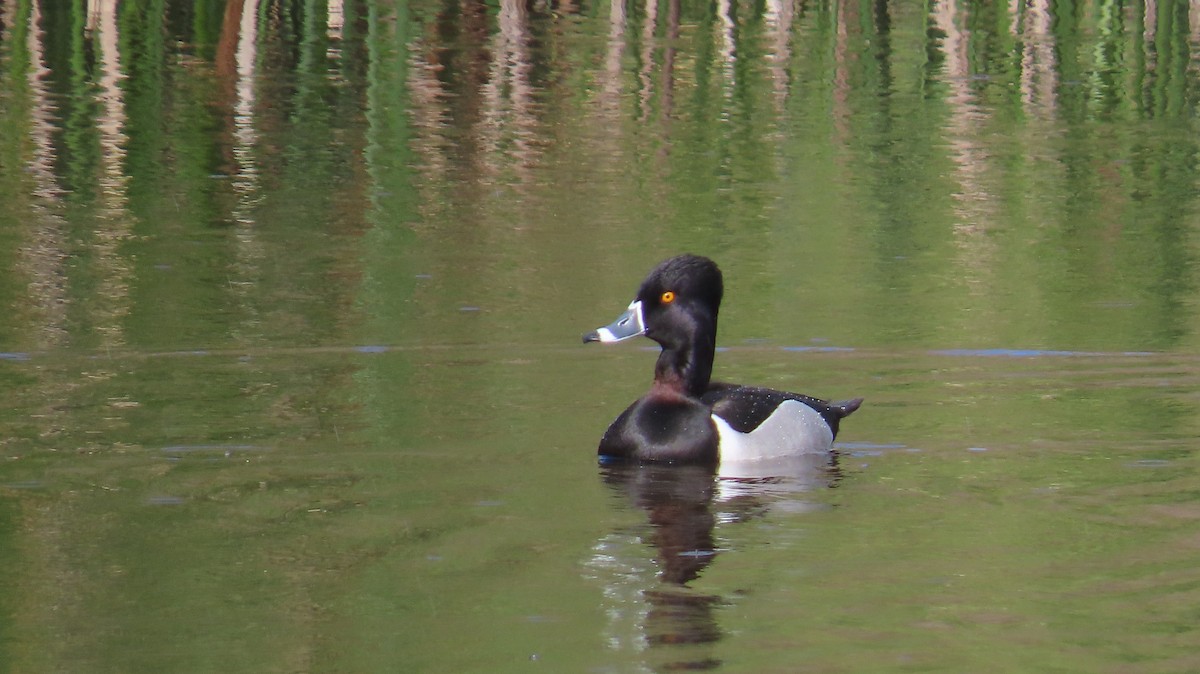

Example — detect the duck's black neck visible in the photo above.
[652,317,716,398]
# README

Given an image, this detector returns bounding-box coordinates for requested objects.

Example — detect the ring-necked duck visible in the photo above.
[583,254,862,470]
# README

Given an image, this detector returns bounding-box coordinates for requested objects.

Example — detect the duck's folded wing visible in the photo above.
[702,383,862,437]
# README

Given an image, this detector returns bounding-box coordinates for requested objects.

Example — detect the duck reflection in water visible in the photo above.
[590,457,837,671]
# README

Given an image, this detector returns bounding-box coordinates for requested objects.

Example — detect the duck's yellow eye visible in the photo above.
[661,291,676,304]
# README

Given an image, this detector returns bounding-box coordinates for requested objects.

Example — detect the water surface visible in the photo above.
[3,0,1200,671]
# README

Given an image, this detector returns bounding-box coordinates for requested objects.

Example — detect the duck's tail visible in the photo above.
[832,397,864,418]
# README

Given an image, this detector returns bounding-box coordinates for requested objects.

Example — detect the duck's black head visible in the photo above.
[633,255,723,348]
[584,254,724,395]
[583,255,724,346]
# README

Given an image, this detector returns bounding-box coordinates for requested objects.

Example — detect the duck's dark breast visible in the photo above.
[598,395,719,464]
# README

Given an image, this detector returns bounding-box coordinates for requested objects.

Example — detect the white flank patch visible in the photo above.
[713,400,833,478]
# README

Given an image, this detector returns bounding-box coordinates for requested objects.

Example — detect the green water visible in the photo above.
[3,0,1200,671]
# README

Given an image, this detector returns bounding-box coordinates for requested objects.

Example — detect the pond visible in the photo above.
[2,0,1200,671]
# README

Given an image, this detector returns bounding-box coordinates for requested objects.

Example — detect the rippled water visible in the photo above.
[4,0,1200,671]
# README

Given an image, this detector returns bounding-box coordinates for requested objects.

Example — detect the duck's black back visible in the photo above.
[702,382,862,438]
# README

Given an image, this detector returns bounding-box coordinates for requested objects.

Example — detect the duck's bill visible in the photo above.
[583,301,645,344]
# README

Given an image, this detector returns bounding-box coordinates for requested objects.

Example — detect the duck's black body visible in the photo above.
[584,255,862,468]
[598,389,720,463]
[701,383,859,436]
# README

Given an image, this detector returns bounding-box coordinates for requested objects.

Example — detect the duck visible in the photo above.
[583,254,862,470]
